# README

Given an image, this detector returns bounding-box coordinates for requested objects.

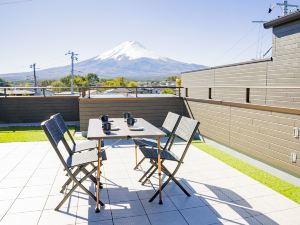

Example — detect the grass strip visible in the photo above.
[0,126,83,142]
[193,141,300,204]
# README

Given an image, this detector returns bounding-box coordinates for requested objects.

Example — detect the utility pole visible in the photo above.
[30,63,38,93]
[65,51,78,95]
[277,1,299,16]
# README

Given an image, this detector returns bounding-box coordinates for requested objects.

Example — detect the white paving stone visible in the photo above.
[0,141,298,225]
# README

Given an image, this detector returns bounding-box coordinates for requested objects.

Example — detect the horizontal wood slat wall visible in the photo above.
[182,20,300,108]
[185,98,300,177]
[0,96,79,123]
[79,97,188,131]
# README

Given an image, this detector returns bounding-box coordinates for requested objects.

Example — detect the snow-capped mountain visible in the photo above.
[0,41,205,81]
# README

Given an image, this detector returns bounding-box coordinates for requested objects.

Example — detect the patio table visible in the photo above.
[87,118,166,213]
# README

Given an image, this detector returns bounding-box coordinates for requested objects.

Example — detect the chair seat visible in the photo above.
[67,149,107,168]
[72,140,104,153]
[139,146,179,162]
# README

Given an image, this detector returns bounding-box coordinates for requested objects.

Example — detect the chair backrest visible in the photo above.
[41,118,72,170]
[50,113,76,145]
[161,112,181,150]
[161,112,181,134]
[173,116,200,163]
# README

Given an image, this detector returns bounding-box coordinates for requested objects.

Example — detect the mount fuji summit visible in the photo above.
[1,41,205,81]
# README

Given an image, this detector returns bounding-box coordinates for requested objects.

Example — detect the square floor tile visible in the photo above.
[0,187,22,201]
[169,194,206,210]
[0,211,41,225]
[181,206,221,225]
[148,210,188,225]
[113,215,151,225]
[8,197,47,214]
[75,204,112,223]
[44,194,78,210]
[141,198,176,214]
[19,185,52,198]
[111,200,146,219]
[38,208,77,225]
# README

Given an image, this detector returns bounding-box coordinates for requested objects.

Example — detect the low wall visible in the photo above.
[185,98,300,177]
[0,96,79,123]
[79,97,188,131]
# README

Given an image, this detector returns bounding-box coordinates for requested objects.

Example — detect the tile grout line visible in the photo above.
[0,145,49,223]
[36,163,62,225]
[0,145,35,183]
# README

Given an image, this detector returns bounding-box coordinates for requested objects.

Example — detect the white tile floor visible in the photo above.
[0,140,299,225]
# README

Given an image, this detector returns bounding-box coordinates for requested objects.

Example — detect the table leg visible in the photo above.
[135,145,138,167]
[157,136,163,204]
[95,138,102,213]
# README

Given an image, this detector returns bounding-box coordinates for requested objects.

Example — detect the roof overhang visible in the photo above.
[264,10,300,29]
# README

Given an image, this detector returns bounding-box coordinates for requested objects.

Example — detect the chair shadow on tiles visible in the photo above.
[182,179,279,225]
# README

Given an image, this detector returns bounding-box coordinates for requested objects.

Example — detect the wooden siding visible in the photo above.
[182,19,300,176]
[182,20,300,108]
[185,99,300,177]
[0,96,79,123]
[79,97,188,131]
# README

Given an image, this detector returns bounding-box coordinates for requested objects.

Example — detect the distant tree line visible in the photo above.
[0,74,181,95]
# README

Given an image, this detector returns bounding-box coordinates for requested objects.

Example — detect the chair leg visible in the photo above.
[148,163,190,202]
[142,167,157,185]
[134,156,146,170]
[149,175,172,202]
[56,167,104,210]
[161,165,190,197]
[139,164,155,182]
[60,167,81,193]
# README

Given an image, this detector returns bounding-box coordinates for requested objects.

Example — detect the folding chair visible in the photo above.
[41,118,106,210]
[51,113,101,153]
[138,116,200,202]
[133,112,181,170]
[50,113,105,192]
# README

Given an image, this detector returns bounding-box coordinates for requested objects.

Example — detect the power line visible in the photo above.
[231,30,270,61]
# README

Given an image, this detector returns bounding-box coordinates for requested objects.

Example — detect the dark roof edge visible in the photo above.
[181,58,272,74]
[264,10,300,29]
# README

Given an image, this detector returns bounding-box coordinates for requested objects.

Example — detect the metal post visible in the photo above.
[185,88,188,97]
[178,88,181,97]
[277,1,299,16]
[42,88,45,97]
[30,63,38,94]
[66,51,78,95]
[135,87,138,98]
[4,88,7,98]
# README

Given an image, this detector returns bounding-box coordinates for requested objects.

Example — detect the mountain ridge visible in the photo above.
[0,41,205,81]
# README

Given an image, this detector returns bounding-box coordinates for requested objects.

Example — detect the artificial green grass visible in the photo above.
[0,126,80,143]
[193,141,300,204]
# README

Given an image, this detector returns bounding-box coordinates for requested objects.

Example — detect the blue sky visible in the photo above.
[0,0,297,73]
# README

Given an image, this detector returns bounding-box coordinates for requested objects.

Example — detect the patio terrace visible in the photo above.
[0,139,299,225]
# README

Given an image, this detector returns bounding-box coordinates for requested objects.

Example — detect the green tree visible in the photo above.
[86,73,99,85]
[114,76,127,87]
[74,75,88,87]
[127,81,137,87]
[160,88,176,95]
[0,78,8,87]
[60,75,71,86]
[40,80,54,87]
[166,76,179,81]
[176,78,181,87]
[51,80,65,93]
